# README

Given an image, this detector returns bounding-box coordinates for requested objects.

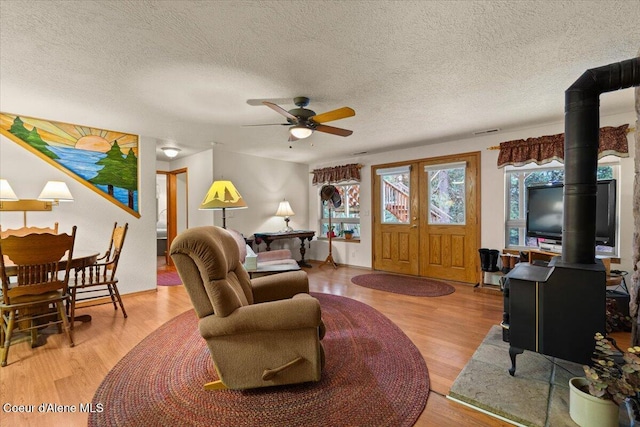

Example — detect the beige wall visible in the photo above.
[157,147,310,254]
[0,134,311,295]
[307,110,637,274]
[2,108,635,285]
[209,148,309,251]
[0,133,158,294]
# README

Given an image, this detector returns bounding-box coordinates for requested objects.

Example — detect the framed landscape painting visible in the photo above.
[0,112,140,217]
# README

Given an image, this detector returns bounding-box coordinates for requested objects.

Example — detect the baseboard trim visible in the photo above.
[446,395,527,427]
[74,288,156,308]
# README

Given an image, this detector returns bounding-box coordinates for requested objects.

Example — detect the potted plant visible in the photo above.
[343,229,354,240]
[570,333,640,427]
[606,298,632,334]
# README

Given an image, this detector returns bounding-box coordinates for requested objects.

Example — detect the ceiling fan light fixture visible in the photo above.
[289,125,313,139]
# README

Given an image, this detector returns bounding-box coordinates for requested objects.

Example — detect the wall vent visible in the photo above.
[473,128,501,135]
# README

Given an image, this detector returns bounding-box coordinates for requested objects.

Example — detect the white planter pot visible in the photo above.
[569,377,619,427]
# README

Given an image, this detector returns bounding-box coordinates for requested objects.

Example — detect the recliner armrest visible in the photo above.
[198,293,321,338]
[251,270,309,303]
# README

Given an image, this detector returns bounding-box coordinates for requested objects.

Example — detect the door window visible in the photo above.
[425,162,466,225]
[376,166,411,224]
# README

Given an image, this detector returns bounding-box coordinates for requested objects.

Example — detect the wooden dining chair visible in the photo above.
[0,223,59,238]
[0,226,76,366]
[68,223,129,328]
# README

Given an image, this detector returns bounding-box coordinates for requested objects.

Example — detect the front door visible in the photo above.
[372,152,480,283]
[419,153,480,283]
[372,164,420,275]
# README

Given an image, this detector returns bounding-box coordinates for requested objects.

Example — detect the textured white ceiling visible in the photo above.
[1,1,639,164]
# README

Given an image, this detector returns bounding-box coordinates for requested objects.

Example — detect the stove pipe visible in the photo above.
[563,57,640,264]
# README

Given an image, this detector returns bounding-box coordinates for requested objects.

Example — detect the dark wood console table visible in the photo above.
[253,230,315,268]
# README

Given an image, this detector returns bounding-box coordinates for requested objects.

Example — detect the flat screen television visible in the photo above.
[525,179,616,246]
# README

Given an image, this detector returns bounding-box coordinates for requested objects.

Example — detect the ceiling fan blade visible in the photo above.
[242,123,289,127]
[315,124,353,137]
[246,98,292,106]
[312,107,355,123]
[263,101,297,121]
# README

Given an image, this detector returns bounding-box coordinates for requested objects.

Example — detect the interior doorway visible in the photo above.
[156,168,188,267]
[372,152,481,284]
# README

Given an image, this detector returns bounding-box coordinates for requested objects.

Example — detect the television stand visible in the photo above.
[501,248,623,284]
[528,249,561,264]
[538,242,562,253]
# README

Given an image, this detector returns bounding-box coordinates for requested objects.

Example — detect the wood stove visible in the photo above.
[504,57,639,376]
[503,259,605,375]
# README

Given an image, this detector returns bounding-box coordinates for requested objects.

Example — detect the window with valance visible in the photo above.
[497,124,630,168]
[312,163,362,239]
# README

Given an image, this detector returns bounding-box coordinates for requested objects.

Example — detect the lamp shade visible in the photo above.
[199,180,247,210]
[37,181,74,201]
[289,125,313,139]
[275,200,295,217]
[0,179,19,200]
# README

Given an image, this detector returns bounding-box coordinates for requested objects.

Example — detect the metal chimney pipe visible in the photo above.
[563,58,640,264]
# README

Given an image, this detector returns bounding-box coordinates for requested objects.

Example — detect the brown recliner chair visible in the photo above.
[170,226,324,390]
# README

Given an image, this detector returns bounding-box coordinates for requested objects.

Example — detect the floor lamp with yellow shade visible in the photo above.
[199,180,247,229]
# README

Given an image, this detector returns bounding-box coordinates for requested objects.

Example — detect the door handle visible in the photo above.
[411,224,418,228]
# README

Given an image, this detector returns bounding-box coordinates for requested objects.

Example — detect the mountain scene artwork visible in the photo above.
[0,112,139,216]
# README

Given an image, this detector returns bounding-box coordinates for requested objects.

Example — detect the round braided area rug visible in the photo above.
[351,273,455,297]
[157,270,182,286]
[89,293,429,427]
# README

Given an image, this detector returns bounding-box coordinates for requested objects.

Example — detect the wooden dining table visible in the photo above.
[1,249,100,277]
[1,249,100,333]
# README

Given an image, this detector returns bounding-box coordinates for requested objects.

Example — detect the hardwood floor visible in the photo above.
[0,261,515,426]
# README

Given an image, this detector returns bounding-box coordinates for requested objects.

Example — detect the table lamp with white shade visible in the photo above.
[275,199,295,232]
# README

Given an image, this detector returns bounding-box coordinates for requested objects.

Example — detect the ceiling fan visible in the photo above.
[250,96,355,142]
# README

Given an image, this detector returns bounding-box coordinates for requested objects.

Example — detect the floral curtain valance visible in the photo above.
[497,124,630,168]
[312,163,361,185]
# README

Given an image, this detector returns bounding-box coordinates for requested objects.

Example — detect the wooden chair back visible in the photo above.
[100,223,128,261]
[67,223,129,326]
[88,222,128,280]
[0,226,76,304]
[0,223,59,238]
[100,222,129,279]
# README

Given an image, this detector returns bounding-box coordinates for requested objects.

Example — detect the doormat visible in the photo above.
[351,273,455,297]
